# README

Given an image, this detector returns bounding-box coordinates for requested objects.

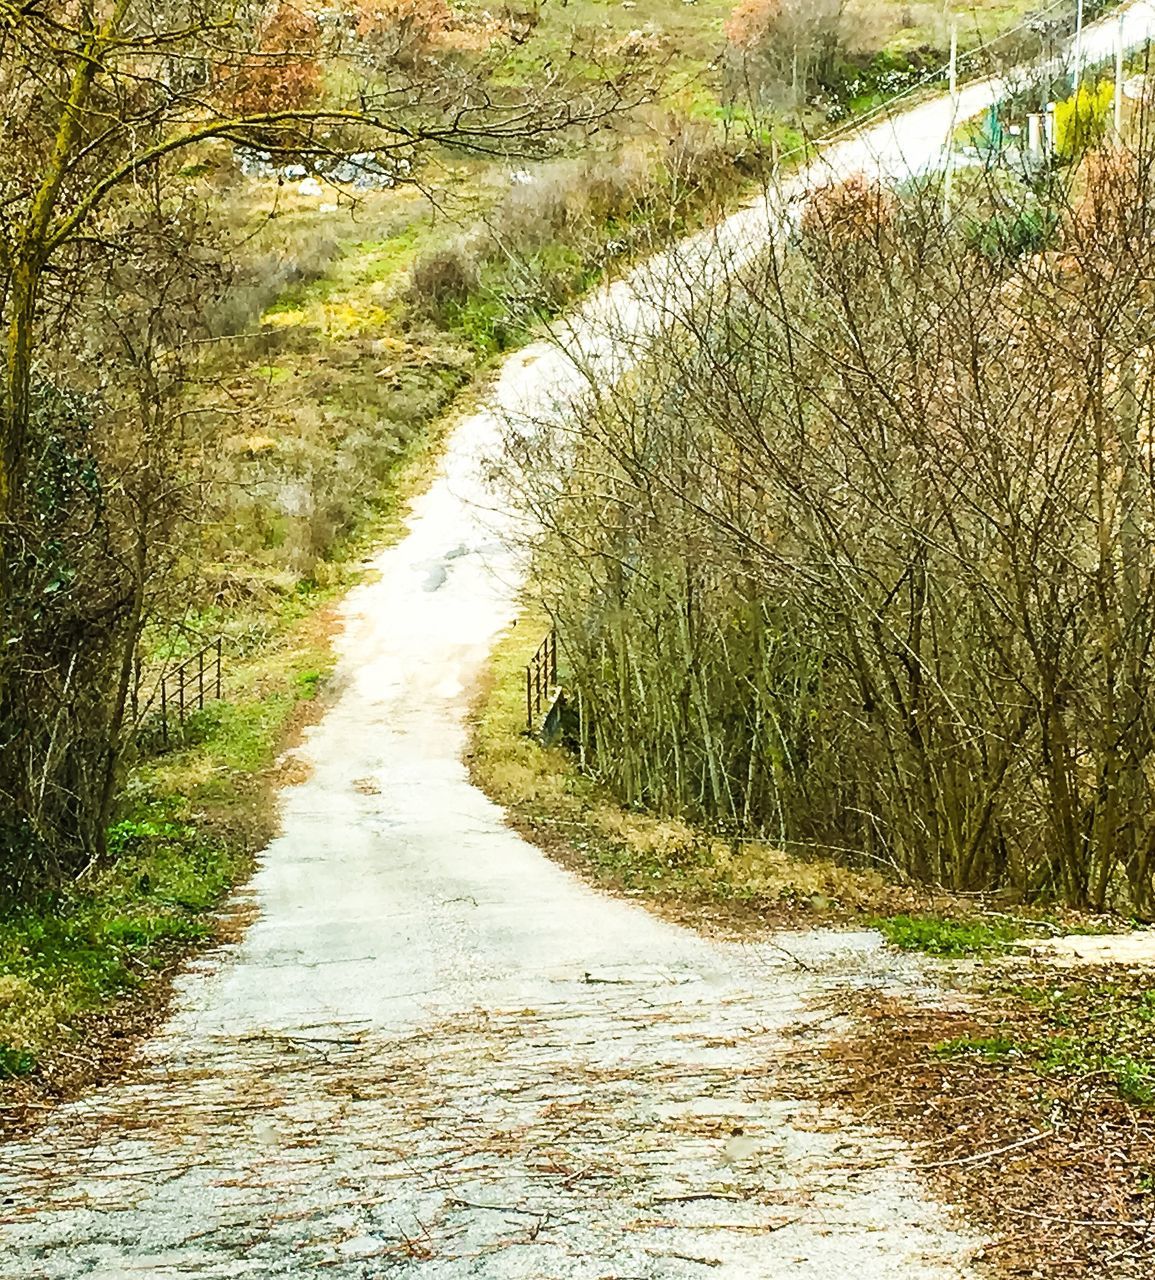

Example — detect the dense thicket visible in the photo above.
[511,141,1155,912]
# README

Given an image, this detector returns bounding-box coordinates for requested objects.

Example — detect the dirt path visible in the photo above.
[4,9,1155,1275]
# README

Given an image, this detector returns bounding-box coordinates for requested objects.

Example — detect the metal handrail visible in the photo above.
[160,637,223,746]
[525,630,558,732]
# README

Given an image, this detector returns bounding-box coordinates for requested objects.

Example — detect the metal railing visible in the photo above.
[525,629,558,732]
[160,638,223,747]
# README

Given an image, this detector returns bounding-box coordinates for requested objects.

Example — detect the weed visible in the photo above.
[872,913,1023,956]
[0,1045,36,1078]
[933,1034,1025,1061]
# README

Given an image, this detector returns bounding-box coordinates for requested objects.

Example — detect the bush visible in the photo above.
[354,0,454,67]
[724,0,783,51]
[799,172,896,251]
[207,227,339,335]
[409,239,481,310]
[966,206,1055,260]
[1055,80,1114,160]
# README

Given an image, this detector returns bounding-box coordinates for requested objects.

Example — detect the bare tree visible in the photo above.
[504,133,1155,914]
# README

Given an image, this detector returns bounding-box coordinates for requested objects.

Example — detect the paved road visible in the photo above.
[4,6,1154,1275]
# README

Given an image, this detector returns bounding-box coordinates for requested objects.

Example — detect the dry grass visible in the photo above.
[820,966,1155,1278]
[468,610,932,935]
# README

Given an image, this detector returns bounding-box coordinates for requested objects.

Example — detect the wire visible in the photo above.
[772,0,1137,169]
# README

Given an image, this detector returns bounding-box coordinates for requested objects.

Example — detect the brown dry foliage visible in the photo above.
[1070,146,1152,250]
[799,172,897,248]
[227,4,323,116]
[724,0,783,51]
[824,980,1155,1279]
[355,0,453,49]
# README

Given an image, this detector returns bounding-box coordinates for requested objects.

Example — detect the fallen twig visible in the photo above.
[652,1191,743,1205]
[647,1249,723,1267]
[911,1129,1051,1171]
[448,1196,545,1217]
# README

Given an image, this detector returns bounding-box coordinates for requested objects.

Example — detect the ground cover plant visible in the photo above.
[824,961,1155,1277]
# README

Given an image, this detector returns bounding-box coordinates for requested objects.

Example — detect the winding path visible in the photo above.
[4,8,1155,1275]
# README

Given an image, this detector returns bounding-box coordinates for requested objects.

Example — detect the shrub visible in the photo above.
[224,4,323,116]
[207,227,340,336]
[1055,80,1114,160]
[965,206,1055,260]
[355,0,454,66]
[724,0,783,51]
[1070,146,1148,247]
[799,172,896,251]
[409,240,481,310]
[723,0,847,107]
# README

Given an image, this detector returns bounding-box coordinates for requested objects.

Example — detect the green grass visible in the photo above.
[0,624,333,1087]
[933,982,1155,1108]
[1029,982,1155,1105]
[934,1033,1026,1061]
[872,912,1028,956]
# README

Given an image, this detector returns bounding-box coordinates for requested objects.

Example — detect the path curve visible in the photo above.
[4,9,1155,1275]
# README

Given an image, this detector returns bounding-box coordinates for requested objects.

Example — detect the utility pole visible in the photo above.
[944,22,958,222]
[1073,0,1085,89]
[1115,12,1125,136]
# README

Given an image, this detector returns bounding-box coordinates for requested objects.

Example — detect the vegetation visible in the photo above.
[0,0,1138,1104]
[872,914,1030,956]
[0,595,333,1095]
[0,0,633,902]
[1055,78,1116,157]
[932,978,1155,1106]
[833,963,1155,1278]
[502,139,1155,915]
[470,611,969,927]
[407,128,746,354]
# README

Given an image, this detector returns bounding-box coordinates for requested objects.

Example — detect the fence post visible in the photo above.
[215,637,223,699]
[178,664,185,727]
[526,665,533,732]
[161,679,168,747]
[198,648,205,710]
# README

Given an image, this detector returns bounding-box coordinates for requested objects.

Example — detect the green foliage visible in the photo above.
[0,628,331,1089]
[933,1034,1024,1060]
[0,1044,37,1077]
[1055,80,1114,160]
[873,914,1023,956]
[1029,983,1155,1105]
[931,981,1155,1109]
[0,820,238,1050]
[965,206,1056,260]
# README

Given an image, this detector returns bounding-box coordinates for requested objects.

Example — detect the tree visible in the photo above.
[227,4,325,117]
[723,0,846,110]
[503,147,1155,914]
[0,0,637,897]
